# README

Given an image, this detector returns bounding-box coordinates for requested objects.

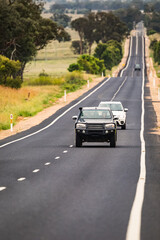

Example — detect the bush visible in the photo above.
[147,29,157,35]
[63,72,87,92]
[39,71,49,77]
[0,55,21,88]
[6,77,22,89]
[77,54,105,74]
[24,76,64,86]
[150,39,157,50]
[153,41,160,64]
[68,63,80,72]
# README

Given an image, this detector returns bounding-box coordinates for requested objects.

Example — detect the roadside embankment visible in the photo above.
[145,34,160,133]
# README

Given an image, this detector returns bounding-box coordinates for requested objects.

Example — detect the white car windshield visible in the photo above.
[99,103,123,111]
[80,109,111,119]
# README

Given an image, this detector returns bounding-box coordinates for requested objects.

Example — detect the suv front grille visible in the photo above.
[87,124,104,130]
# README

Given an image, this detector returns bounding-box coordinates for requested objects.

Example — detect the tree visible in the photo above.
[71,17,88,54]
[94,12,128,43]
[49,3,66,14]
[71,12,127,55]
[83,12,97,55]
[144,3,154,13]
[115,7,143,31]
[94,40,122,70]
[0,0,70,80]
[71,40,87,54]
[51,13,71,28]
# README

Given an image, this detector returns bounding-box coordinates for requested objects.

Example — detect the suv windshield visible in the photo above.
[99,103,123,111]
[80,109,111,119]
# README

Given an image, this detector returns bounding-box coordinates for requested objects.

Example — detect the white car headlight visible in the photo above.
[76,123,86,129]
[105,124,115,129]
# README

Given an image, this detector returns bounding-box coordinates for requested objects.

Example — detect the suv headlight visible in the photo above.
[76,123,86,129]
[105,124,115,129]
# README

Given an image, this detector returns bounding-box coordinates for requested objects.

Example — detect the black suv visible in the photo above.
[72,107,117,147]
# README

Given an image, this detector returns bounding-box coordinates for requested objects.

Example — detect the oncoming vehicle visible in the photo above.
[98,101,128,129]
[134,63,141,71]
[72,107,117,147]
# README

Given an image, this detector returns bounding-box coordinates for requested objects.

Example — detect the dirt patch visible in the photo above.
[0,38,130,140]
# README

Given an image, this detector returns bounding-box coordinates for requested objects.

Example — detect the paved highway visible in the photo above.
[0,23,160,240]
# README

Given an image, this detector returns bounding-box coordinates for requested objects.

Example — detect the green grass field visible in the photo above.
[24,29,80,79]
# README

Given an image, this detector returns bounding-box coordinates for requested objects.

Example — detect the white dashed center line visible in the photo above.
[63,150,68,153]
[17,178,26,182]
[0,187,6,191]
[33,169,40,173]
[69,145,73,148]
[45,162,51,166]
[55,156,60,160]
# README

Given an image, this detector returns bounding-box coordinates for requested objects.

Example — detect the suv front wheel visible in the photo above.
[75,133,82,147]
[110,134,116,148]
[121,122,126,129]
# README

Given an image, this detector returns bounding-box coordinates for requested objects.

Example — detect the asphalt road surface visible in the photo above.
[0,23,160,240]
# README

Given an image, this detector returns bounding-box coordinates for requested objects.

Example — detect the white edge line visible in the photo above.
[45,162,51,166]
[0,77,111,149]
[33,169,40,173]
[136,32,138,56]
[125,34,146,240]
[120,36,133,77]
[17,177,26,182]
[63,150,68,153]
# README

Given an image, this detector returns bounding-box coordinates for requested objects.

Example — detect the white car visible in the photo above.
[98,101,128,129]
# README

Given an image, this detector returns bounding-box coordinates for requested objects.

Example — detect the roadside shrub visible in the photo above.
[77,54,105,74]
[68,63,80,72]
[153,41,160,64]
[24,76,64,86]
[63,72,87,92]
[26,77,53,86]
[0,55,21,88]
[39,71,49,77]
[147,29,157,35]
[150,39,157,50]
[6,77,22,89]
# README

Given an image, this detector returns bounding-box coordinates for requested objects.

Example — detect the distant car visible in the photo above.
[72,107,117,147]
[98,101,128,129]
[134,63,141,71]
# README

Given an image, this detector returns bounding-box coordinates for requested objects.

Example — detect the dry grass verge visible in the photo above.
[145,34,160,134]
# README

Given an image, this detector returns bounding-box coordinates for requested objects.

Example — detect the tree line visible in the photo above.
[68,40,123,75]
[49,1,145,13]
[71,12,128,55]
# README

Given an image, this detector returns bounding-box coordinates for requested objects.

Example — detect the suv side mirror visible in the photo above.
[72,116,77,120]
[124,108,128,112]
